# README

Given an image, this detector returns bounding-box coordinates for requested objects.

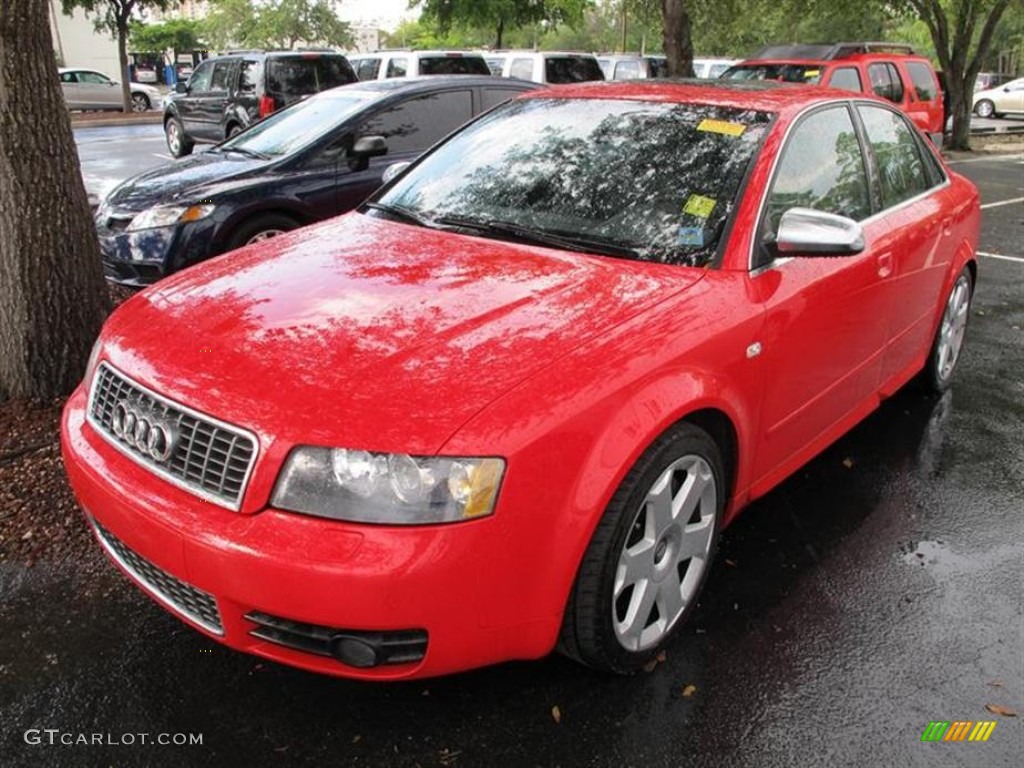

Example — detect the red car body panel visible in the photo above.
[61,82,980,679]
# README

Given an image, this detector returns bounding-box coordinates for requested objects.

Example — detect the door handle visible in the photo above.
[877,251,893,278]
[941,217,953,236]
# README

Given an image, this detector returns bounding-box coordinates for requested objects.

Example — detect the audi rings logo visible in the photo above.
[111,400,179,462]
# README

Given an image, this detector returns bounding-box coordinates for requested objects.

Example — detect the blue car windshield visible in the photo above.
[221,91,374,158]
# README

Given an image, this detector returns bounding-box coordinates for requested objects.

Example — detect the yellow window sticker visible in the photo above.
[697,119,746,137]
[683,194,717,219]
[804,69,820,80]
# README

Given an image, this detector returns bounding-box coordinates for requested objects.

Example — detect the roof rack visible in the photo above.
[751,42,915,61]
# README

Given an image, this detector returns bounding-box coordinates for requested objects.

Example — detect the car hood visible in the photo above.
[99,213,704,455]
[103,153,269,212]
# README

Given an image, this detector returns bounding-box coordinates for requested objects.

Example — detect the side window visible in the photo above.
[858,105,931,208]
[510,58,533,80]
[708,63,730,78]
[210,61,233,92]
[613,60,640,80]
[868,62,904,103]
[239,60,260,94]
[828,67,862,92]
[359,91,473,153]
[764,106,872,244]
[60,71,78,83]
[356,58,380,81]
[481,88,521,112]
[189,61,214,92]
[386,58,408,78]
[79,72,111,84]
[905,62,937,101]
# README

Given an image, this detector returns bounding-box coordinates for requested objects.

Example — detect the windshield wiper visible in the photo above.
[434,215,640,259]
[219,146,271,160]
[363,201,439,229]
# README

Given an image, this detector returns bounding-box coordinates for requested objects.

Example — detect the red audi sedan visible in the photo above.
[61,81,979,680]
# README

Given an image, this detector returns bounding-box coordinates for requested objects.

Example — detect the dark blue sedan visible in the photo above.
[96,76,537,286]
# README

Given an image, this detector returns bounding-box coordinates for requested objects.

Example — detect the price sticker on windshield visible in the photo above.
[683,194,717,219]
[697,119,746,137]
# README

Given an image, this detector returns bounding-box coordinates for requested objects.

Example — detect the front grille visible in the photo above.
[91,517,223,635]
[87,363,257,510]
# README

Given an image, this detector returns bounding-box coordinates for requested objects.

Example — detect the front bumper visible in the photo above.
[97,218,220,287]
[60,385,559,680]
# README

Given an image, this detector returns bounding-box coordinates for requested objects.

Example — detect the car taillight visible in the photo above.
[258,95,277,118]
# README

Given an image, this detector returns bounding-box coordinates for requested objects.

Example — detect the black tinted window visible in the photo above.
[766,106,871,238]
[267,56,357,97]
[239,60,260,93]
[378,99,771,268]
[829,67,862,92]
[858,106,930,208]
[722,63,824,84]
[905,62,937,101]
[481,88,525,111]
[355,58,380,81]
[868,63,904,103]
[419,56,491,76]
[359,91,474,153]
[648,58,669,78]
[545,56,604,83]
[210,61,233,92]
[386,58,408,78]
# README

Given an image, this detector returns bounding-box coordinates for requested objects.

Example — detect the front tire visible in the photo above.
[922,267,973,393]
[131,93,150,112]
[165,117,194,158]
[226,213,299,251]
[559,423,724,673]
[974,99,995,118]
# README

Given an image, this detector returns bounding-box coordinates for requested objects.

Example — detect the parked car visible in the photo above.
[597,54,667,80]
[97,76,538,286]
[722,43,945,146]
[134,66,158,84]
[694,57,739,78]
[64,80,979,680]
[59,68,163,112]
[496,51,605,83]
[973,77,1024,118]
[347,51,492,81]
[974,72,1014,92]
[163,51,358,157]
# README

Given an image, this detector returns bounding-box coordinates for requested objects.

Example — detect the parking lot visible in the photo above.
[1,138,1021,766]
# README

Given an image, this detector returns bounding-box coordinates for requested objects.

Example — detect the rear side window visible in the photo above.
[858,106,930,208]
[765,106,871,239]
[418,56,491,76]
[828,67,862,92]
[387,58,408,78]
[210,61,234,92]
[545,56,604,83]
[613,60,640,80]
[268,56,357,96]
[359,90,473,153]
[481,88,524,111]
[510,58,533,80]
[707,63,730,78]
[905,62,937,101]
[355,58,380,81]
[868,63,905,103]
[239,60,260,94]
[649,58,669,78]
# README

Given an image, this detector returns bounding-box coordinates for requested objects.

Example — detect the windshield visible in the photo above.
[722,63,823,84]
[374,98,771,268]
[545,57,605,83]
[419,56,491,76]
[220,92,372,158]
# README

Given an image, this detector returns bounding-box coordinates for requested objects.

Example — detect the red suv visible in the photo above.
[723,43,945,146]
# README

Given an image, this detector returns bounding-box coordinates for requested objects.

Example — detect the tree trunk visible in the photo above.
[0,0,111,400]
[117,18,131,113]
[495,17,504,50]
[947,76,972,151]
[661,0,694,78]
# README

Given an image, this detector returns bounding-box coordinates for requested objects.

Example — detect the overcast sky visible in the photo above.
[336,0,420,30]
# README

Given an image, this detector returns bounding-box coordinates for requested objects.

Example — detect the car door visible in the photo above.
[995,79,1024,113]
[199,59,236,139]
[751,103,892,488]
[856,103,956,389]
[77,70,120,108]
[901,61,942,137]
[336,88,475,212]
[179,60,214,135]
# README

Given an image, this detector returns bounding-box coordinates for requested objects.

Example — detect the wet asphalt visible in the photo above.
[2,156,1022,768]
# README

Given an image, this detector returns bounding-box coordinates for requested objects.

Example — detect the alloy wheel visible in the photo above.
[975,100,994,118]
[936,274,971,382]
[246,229,285,244]
[167,123,180,154]
[612,455,717,652]
[132,94,148,112]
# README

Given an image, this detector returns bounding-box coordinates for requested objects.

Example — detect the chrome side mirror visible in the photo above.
[776,207,865,256]
[381,161,411,185]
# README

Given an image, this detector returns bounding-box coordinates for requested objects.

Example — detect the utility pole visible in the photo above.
[620,1,628,53]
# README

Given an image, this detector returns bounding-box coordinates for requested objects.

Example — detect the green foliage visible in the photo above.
[204,0,353,50]
[414,0,591,47]
[62,0,171,36]
[129,19,204,53]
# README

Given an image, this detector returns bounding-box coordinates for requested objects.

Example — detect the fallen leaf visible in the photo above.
[551,705,562,724]
[987,679,1006,688]
[842,458,854,469]
[985,704,1018,717]
[681,684,697,698]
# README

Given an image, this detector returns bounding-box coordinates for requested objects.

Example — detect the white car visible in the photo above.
[693,58,740,78]
[973,77,1024,118]
[496,51,605,84]
[346,51,492,81]
[597,55,667,80]
[59,67,162,112]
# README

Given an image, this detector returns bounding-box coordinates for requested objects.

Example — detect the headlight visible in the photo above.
[84,337,103,385]
[271,447,505,525]
[127,203,215,232]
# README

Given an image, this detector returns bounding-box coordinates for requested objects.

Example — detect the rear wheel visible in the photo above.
[974,99,996,118]
[226,123,242,139]
[226,213,299,250]
[922,267,973,393]
[559,423,724,673]
[165,117,193,158]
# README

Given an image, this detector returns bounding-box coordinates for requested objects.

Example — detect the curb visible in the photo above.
[71,113,164,129]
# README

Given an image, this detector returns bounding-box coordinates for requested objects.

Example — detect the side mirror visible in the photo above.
[776,208,865,256]
[381,161,411,185]
[174,82,188,94]
[348,135,388,171]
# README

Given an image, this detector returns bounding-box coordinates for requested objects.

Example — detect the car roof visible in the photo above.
[500,50,599,57]
[319,75,536,97]
[355,50,487,58]
[521,79,859,115]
